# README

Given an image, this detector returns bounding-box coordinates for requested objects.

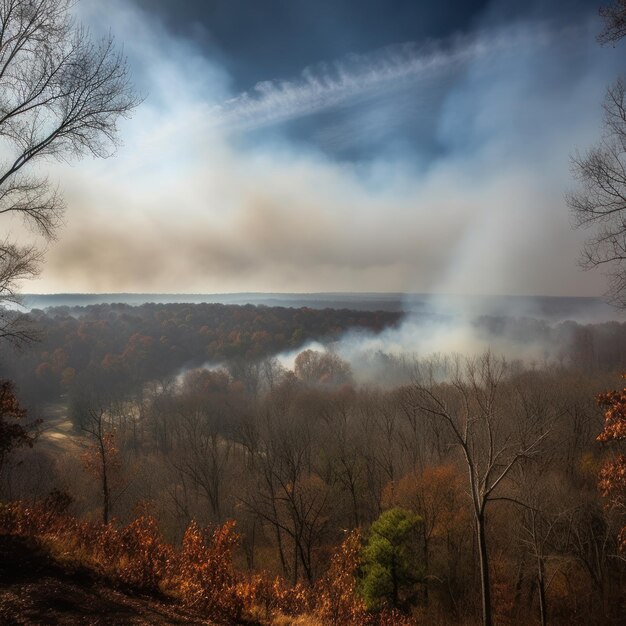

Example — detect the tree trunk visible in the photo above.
[423,529,430,605]
[99,438,110,524]
[513,555,525,611]
[292,534,299,585]
[477,514,492,626]
[391,552,399,609]
[349,478,360,528]
[537,557,547,626]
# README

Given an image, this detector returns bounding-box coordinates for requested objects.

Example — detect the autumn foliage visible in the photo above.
[177,519,244,619]
[314,530,368,625]
[597,378,626,551]
[0,380,39,471]
[0,501,172,593]
[0,499,424,625]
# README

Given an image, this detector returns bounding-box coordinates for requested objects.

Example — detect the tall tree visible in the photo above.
[406,353,551,626]
[81,406,122,524]
[567,2,626,306]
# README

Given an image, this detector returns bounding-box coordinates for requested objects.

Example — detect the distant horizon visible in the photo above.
[15,291,622,324]
[19,291,608,300]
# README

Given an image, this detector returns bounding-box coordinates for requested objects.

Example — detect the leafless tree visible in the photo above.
[319,391,368,528]
[507,466,576,626]
[0,0,139,341]
[240,387,334,583]
[170,403,233,522]
[81,407,119,524]
[565,500,620,620]
[405,353,551,626]
[567,3,626,306]
[568,79,626,306]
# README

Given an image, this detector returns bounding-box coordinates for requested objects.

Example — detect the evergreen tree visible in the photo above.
[360,507,423,612]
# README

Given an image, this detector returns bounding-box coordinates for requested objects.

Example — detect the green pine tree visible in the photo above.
[359,507,423,612]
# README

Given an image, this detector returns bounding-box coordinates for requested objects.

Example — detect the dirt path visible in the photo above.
[37,403,83,454]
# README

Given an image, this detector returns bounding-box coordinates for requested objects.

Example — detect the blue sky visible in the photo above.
[25,0,626,296]
[131,0,491,90]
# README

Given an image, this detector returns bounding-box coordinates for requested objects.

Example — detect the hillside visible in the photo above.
[0,535,221,626]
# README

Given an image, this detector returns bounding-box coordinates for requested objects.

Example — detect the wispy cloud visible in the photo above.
[210,23,561,132]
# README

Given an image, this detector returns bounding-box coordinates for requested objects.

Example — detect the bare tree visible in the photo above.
[565,500,620,620]
[567,3,626,306]
[508,466,576,626]
[406,353,551,626]
[170,403,233,522]
[81,406,120,524]
[0,0,139,340]
[240,386,334,584]
[568,80,626,306]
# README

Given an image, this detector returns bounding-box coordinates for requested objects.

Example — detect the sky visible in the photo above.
[21,0,626,296]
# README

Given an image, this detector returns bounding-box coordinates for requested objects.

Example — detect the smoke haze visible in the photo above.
[8,0,621,303]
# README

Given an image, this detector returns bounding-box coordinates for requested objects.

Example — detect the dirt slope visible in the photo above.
[0,535,221,625]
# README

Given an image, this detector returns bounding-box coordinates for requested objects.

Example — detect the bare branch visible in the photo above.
[568,77,626,306]
[0,0,139,344]
[599,1,626,45]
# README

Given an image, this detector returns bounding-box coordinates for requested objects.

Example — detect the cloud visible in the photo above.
[210,22,565,132]
[15,0,621,301]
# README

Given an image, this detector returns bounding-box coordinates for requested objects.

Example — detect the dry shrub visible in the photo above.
[375,609,418,625]
[177,519,244,620]
[231,570,312,621]
[266,575,311,616]
[0,500,172,592]
[0,500,28,533]
[117,516,173,590]
[271,615,322,626]
[314,529,367,625]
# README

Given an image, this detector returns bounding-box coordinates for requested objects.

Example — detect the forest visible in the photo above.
[2,0,626,624]
[1,301,626,625]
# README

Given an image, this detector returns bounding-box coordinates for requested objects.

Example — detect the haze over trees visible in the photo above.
[1,298,626,624]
